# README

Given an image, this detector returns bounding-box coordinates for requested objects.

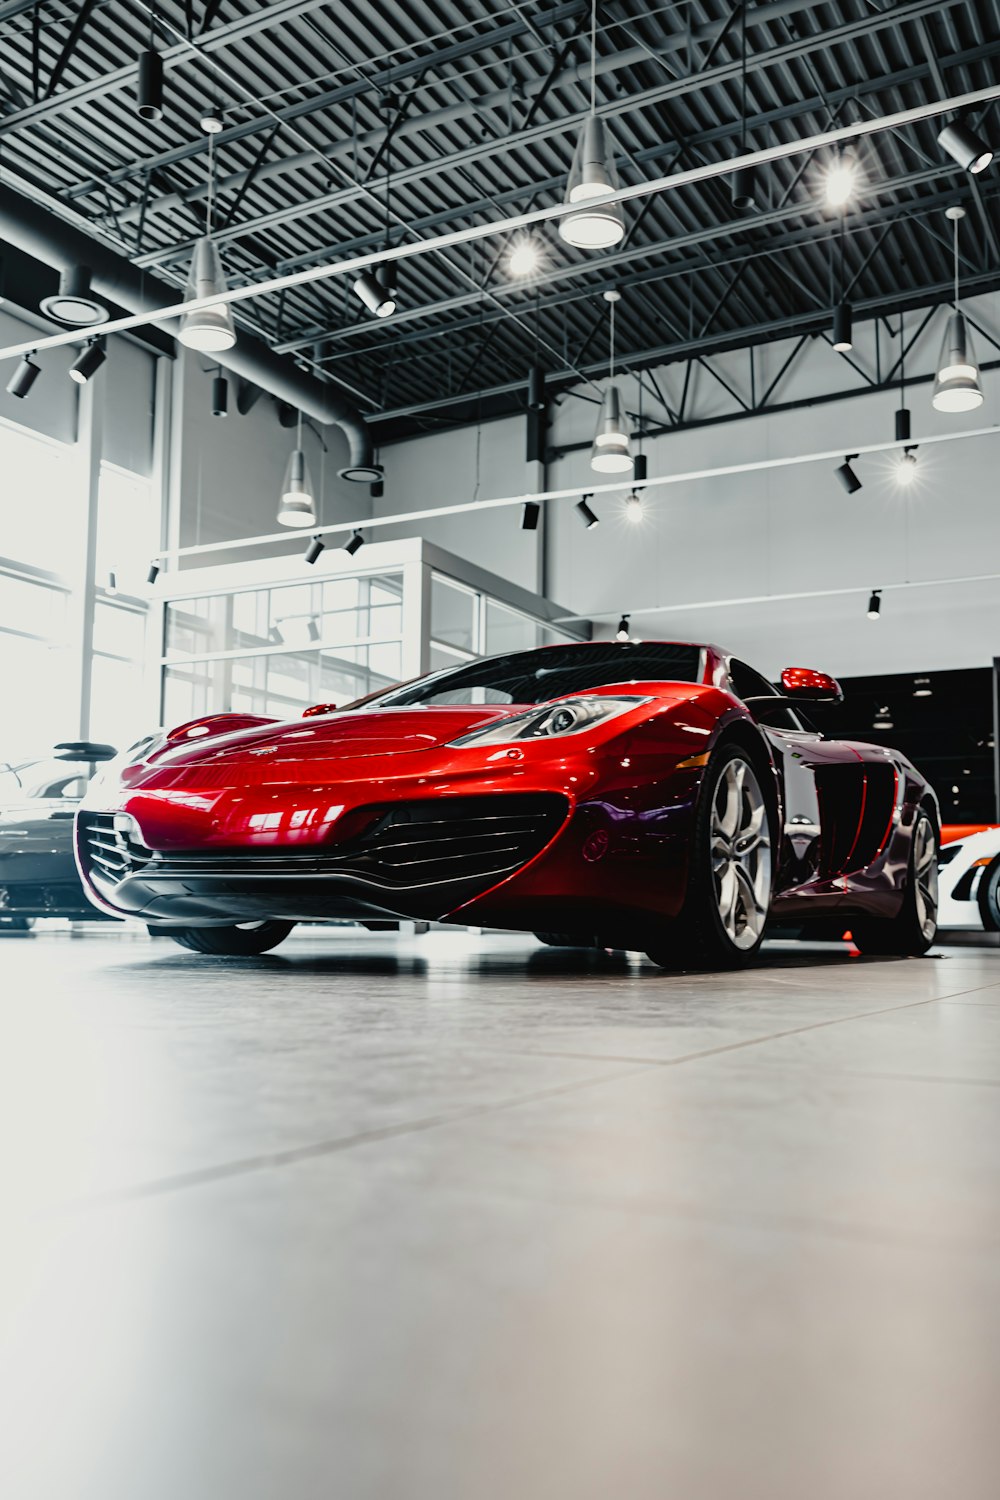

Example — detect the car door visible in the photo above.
[727,658,866,898]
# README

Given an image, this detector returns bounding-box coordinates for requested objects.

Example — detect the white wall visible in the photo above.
[376,290,1000,681]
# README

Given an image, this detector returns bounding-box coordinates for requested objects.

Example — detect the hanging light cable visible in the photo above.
[832,211,853,352]
[558,0,625,250]
[894,308,918,483]
[278,410,316,527]
[354,102,398,317]
[178,121,236,352]
[591,289,632,473]
[731,3,755,210]
[933,205,984,412]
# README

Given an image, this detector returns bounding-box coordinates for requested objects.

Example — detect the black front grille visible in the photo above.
[79,795,568,894]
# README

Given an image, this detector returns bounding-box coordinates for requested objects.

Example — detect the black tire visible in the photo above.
[0,915,34,931]
[534,931,591,948]
[646,741,774,970]
[169,920,295,955]
[977,856,1000,932]
[851,809,938,956]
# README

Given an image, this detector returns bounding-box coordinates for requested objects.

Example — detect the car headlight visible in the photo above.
[448,695,649,747]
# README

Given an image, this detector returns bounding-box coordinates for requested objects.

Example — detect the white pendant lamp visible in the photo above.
[178,123,236,353]
[559,0,625,250]
[933,206,984,414]
[278,412,316,527]
[591,290,632,474]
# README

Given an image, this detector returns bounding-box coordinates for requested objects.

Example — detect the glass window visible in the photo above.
[94,463,156,591]
[0,419,78,575]
[485,600,537,657]
[431,576,477,653]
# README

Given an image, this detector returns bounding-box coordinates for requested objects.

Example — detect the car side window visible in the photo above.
[728,658,805,732]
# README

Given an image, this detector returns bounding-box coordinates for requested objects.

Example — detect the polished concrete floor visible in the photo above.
[3,926,1000,1499]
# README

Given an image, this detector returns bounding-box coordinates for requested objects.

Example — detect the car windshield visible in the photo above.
[371,642,703,707]
[0,757,107,803]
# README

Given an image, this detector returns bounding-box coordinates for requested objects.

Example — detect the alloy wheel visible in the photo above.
[710,759,772,950]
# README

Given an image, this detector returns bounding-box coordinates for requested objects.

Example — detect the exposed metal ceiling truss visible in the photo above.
[0,0,997,442]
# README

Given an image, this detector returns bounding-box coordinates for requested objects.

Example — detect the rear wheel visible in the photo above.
[534,931,591,948]
[851,810,938,956]
[976,856,1000,932]
[647,743,773,970]
[169,920,295,956]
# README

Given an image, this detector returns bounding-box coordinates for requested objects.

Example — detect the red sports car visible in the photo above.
[75,641,939,966]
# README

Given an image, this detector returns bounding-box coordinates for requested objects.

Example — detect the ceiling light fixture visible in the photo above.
[823,146,858,208]
[277,412,316,527]
[304,535,325,565]
[527,363,545,410]
[867,588,881,619]
[5,353,39,399]
[343,530,365,555]
[625,491,643,522]
[508,235,542,278]
[137,47,163,122]
[836,455,862,494]
[39,265,108,327]
[591,290,632,473]
[352,268,396,318]
[896,447,919,485]
[178,127,236,352]
[730,3,755,210]
[913,677,932,697]
[933,206,984,412]
[832,299,853,353]
[69,335,106,385]
[873,706,893,728]
[521,500,541,530]
[616,614,630,642]
[576,495,600,529]
[558,0,625,250]
[147,560,161,585]
[937,118,994,175]
[211,371,228,416]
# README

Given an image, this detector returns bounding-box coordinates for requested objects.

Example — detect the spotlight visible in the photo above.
[137,49,164,122]
[5,354,40,399]
[937,119,993,175]
[307,618,320,643]
[106,571,118,596]
[625,491,643,523]
[832,301,853,353]
[147,560,161,585]
[895,447,918,486]
[370,478,384,500]
[835,456,862,495]
[353,269,395,318]
[576,496,599,530]
[268,625,283,645]
[824,148,858,207]
[69,336,106,385]
[521,501,541,531]
[343,530,365,556]
[873,706,893,728]
[867,589,881,620]
[731,165,755,211]
[39,265,108,327]
[913,677,932,698]
[508,235,542,278]
[211,373,228,417]
[616,614,630,642]
[304,535,325,565]
[527,364,545,410]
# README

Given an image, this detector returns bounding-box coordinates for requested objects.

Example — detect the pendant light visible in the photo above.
[831,212,852,352]
[730,4,755,210]
[178,121,236,353]
[278,412,316,527]
[591,290,632,473]
[558,0,625,250]
[354,113,398,317]
[933,206,984,413]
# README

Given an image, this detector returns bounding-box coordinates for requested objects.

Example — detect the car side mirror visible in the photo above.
[302,703,337,718]
[780,667,843,703]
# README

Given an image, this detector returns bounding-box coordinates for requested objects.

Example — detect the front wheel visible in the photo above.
[851,810,938,956]
[169,920,295,955]
[647,743,774,970]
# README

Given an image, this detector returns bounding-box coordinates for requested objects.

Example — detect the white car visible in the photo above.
[938,825,1000,930]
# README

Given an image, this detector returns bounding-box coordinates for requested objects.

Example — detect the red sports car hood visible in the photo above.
[153,704,531,768]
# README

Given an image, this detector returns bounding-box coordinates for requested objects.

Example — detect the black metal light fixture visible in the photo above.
[304,535,325,565]
[137,49,164,122]
[836,456,862,494]
[527,363,545,410]
[616,614,630,642]
[147,560,161,585]
[106,571,118,597]
[6,354,40,399]
[343,530,365,555]
[730,3,755,210]
[211,372,228,417]
[832,300,853,353]
[521,501,541,531]
[69,336,106,385]
[937,118,994,175]
[576,495,600,529]
[370,478,384,500]
[867,589,881,620]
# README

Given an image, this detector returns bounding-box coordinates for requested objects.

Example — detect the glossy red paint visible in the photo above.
[780,666,844,701]
[74,641,936,945]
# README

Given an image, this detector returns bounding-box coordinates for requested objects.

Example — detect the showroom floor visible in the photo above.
[3,928,1000,1500]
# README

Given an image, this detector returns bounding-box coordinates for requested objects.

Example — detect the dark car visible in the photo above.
[0,742,118,927]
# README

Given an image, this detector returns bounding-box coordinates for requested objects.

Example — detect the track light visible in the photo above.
[147,560,160,585]
[211,372,228,416]
[934,208,984,412]
[343,530,365,555]
[307,618,320,643]
[895,447,918,486]
[832,301,853,353]
[268,625,283,645]
[576,496,599,529]
[521,501,540,531]
[625,491,642,523]
[867,589,881,620]
[69,336,106,385]
[873,705,893,728]
[137,49,164,121]
[616,614,630,642]
[106,571,118,597]
[5,354,40,399]
[40,265,107,327]
[913,677,932,697]
[304,535,325,565]
[836,456,862,494]
[937,119,993,175]
[508,235,542,278]
[823,148,858,207]
[353,268,396,318]
[178,237,236,351]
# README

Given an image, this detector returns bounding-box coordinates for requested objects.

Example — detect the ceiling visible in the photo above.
[0,0,998,443]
